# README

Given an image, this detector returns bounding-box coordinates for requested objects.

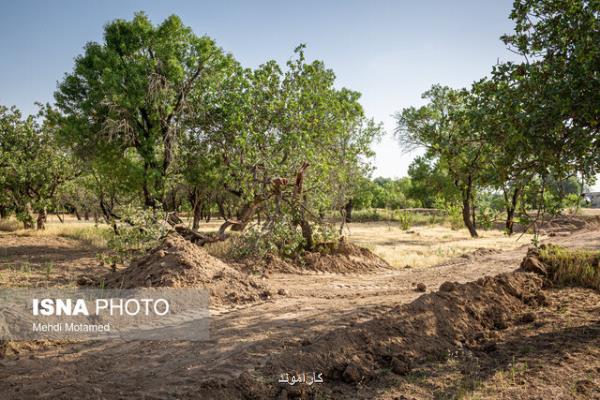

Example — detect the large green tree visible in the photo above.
[502,0,600,181]
[183,46,381,249]
[54,13,234,209]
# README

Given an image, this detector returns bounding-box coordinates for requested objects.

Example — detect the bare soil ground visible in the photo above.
[0,221,599,399]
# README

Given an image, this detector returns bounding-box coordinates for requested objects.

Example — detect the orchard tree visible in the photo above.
[502,0,600,182]
[0,106,73,229]
[407,156,459,208]
[469,72,538,235]
[54,13,235,209]
[187,46,381,249]
[396,86,490,237]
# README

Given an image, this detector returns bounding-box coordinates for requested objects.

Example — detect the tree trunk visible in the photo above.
[22,203,35,229]
[0,205,8,220]
[74,207,81,220]
[505,187,520,236]
[192,202,202,230]
[205,205,211,222]
[344,199,354,223]
[471,196,476,231]
[462,176,478,238]
[36,207,47,230]
[217,200,227,220]
[188,189,203,230]
[84,210,90,221]
[300,219,313,251]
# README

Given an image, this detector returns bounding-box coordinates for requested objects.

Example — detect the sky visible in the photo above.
[0,0,523,180]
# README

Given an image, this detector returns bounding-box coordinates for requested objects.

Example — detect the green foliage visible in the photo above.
[407,156,458,207]
[392,0,599,237]
[105,206,168,262]
[345,208,447,226]
[233,218,338,260]
[50,13,381,253]
[234,220,306,260]
[396,85,488,237]
[54,12,233,207]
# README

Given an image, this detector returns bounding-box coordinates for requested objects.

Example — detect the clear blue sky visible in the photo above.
[0,0,521,179]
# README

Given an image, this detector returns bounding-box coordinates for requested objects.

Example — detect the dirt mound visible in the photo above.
[235,253,299,275]
[459,247,501,260]
[104,233,270,306]
[302,239,390,273]
[236,239,390,275]
[212,271,546,398]
[539,215,600,234]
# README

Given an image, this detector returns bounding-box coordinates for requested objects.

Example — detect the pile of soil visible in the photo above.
[459,247,501,260]
[236,239,390,275]
[538,215,600,235]
[521,244,600,290]
[200,271,546,398]
[302,239,390,273]
[235,253,299,275]
[104,233,270,306]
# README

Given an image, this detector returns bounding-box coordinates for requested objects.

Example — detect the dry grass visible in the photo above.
[0,218,21,232]
[183,219,537,268]
[344,222,536,268]
[1,216,111,248]
[578,207,600,216]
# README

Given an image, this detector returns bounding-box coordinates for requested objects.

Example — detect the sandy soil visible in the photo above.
[0,227,599,399]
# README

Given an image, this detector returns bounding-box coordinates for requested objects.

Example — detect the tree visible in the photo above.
[396,86,489,237]
[502,0,600,184]
[0,106,73,229]
[187,46,381,249]
[407,156,458,208]
[54,13,234,209]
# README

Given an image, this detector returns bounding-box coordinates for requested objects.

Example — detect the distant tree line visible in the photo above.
[348,175,584,224]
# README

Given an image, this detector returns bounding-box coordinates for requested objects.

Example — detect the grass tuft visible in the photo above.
[538,244,600,290]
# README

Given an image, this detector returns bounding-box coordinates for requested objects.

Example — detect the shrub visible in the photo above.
[397,210,414,231]
[445,204,463,230]
[477,207,499,231]
[104,206,169,263]
[233,217,338,260]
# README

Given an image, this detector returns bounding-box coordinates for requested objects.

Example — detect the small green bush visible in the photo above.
[105,206,168,263]
[397,211,414,231]
[445,205,463,230]
[233,218,338,260]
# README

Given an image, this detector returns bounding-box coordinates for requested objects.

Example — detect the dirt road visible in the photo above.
[1,228,599,399]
